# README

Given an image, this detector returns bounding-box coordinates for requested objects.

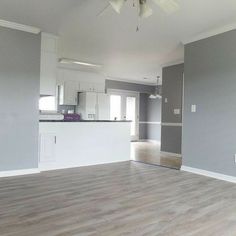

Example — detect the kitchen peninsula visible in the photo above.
[39,120,131,171]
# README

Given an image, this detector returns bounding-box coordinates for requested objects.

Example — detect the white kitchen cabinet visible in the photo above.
[40,33,58,96]
[39,122,131,171]
[59,80,78,106]
[39,133,56,163]
[79,81,105,93]
[94,83,105,93]
[97,93,110,120]
[79,81,93,92]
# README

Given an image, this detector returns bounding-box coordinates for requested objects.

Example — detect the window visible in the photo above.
[39,96,56,111]
[110,95,121,120]
[126,96,136,136]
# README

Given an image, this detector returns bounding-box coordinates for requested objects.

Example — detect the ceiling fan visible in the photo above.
[109,0,179,18]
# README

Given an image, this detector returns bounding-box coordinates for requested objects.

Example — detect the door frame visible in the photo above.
[107,89,140,141]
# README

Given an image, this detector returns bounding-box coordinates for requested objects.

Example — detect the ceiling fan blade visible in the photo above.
[97,4,110,17]
[152,0,179,14]
[109,0,126,14]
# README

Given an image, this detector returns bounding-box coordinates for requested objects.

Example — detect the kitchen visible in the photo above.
[39,33,132,171]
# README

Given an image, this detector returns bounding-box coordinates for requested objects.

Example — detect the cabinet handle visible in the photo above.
[54,136,57,144]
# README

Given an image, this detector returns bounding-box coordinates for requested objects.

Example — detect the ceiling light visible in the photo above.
[149,76,162,99]
[109,0,126,14]
[59,58,102,68]
[149,94,162,99]
[139,0,153,18]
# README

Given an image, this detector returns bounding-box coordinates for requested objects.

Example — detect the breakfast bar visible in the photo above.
[39,121,131,171]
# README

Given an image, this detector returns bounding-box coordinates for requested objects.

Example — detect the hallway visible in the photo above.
[131,141,182,169]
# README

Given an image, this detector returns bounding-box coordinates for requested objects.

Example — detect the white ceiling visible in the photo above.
[1,0,236,84]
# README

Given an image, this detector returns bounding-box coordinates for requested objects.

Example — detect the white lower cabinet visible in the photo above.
[39,122,131,171]
[39,134,56,163]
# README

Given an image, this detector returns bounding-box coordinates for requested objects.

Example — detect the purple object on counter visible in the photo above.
[63,114,81,121]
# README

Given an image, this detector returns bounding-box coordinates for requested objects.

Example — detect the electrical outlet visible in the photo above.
[165,98,168,103]
[174,109,180,115]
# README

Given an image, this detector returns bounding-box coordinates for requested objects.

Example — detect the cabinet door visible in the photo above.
[63,81,78,105]
[79,81,93,92]
[97,93,110,120]
[40,51,57,96]
[40,134,56,163]
[94,83,105,93]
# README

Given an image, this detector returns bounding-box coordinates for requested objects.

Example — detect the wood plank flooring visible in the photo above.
[131,141,182,169]
[1,161,236,236]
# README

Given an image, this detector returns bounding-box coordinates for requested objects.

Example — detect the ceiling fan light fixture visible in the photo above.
[152,0,179,14]
[109,0,125,14]
[139,0,153,18]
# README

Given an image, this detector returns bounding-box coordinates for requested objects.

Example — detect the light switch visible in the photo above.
[165,98,168,103]
[191,105,197,113]
[174,109,180,115]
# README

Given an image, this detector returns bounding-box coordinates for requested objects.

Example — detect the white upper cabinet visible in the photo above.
[60,80,78,106]
[94,83,105,93]
[58,70,78,106]
[40,33,58,96]
[57,68,106,105]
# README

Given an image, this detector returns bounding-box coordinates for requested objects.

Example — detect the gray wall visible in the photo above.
[161,64,184,154]
[0,27,41,171]
[139,93,162,141]
[183,30,236,176]
[106,79,155,94]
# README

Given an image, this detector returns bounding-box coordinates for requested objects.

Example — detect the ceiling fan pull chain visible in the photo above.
[136,0,141,32]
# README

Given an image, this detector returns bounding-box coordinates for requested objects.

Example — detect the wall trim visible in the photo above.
[161,152,182,158]
[138,139,160,144]
[182,22,236,45]
[39,160,129,172]
[181,166,236,183]
[161,123,182,127]
[107,77,157,86]
[0,19,41,34]
[139,121,161,125]
[0,168,40,178]
[161,60,184,68]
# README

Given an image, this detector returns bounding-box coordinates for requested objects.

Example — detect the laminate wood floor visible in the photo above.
[1,161,236,236]
[131,141,182,169]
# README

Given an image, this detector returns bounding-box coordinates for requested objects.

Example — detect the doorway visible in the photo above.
[108,90,139,141]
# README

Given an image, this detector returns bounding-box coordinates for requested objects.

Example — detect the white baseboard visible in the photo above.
[181,166,236,183]
[39,160,129,172]
[161,151,182,158]
[138,139,160,144]
[0,168,40,178]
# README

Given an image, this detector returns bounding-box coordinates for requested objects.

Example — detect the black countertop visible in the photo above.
[40,120,131,123]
